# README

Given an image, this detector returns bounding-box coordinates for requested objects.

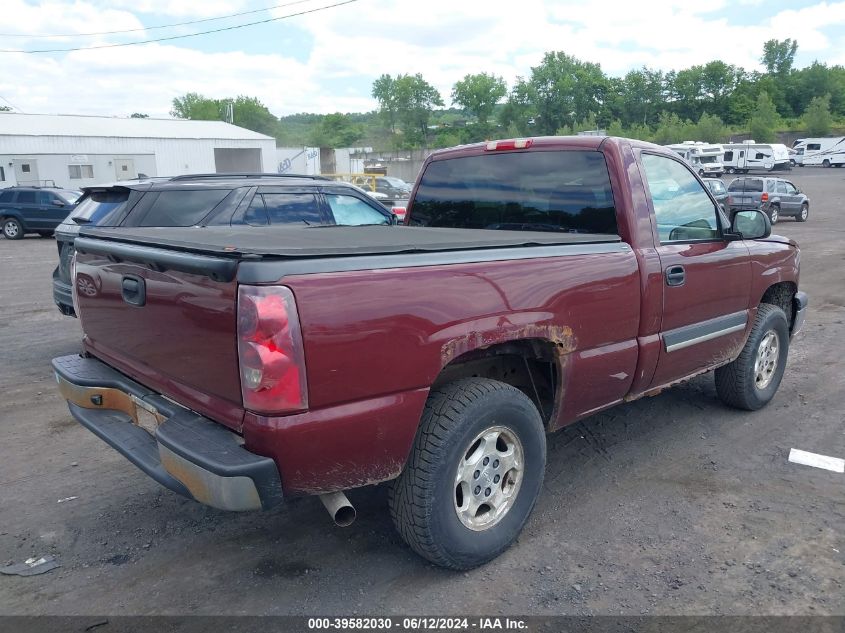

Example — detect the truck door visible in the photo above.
[639,152,752,388]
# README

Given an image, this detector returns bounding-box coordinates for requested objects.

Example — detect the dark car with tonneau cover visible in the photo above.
[54,136,807,569]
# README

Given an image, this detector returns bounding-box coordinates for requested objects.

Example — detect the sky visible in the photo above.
[1,0,844,119]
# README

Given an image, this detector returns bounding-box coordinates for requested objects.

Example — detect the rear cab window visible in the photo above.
[0,190,15,204]
[411,150,618,234]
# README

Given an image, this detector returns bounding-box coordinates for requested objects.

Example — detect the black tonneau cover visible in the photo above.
[80,225,621,259]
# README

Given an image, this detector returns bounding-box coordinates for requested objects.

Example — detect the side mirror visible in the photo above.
[731,209,771,240]
[52,200,65,207]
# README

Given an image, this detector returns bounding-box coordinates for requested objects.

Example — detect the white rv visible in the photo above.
[792,136,845,168]
[722,141,792,173]
[664,141,724,177]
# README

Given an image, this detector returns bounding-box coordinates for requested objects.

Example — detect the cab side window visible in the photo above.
[784,182,798,194]
[641,153,719,243]
[776,181,788,194]
[325,194,389,225]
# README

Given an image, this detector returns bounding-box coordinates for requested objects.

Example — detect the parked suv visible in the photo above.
[1,186,81,239]
[726,177,809,224]
[52,173,393,316]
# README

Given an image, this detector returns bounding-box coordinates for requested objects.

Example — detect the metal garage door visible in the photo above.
[214,148,262,173]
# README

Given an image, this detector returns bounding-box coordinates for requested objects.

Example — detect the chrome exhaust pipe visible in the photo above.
[319,491,356,527]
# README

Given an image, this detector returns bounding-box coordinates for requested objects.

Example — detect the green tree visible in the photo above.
[308,113,363,148]
[694,113,726,142]
[372,74,399,134]
[748,91,781,142]
[526,51,610,134]
[393,73,444,146]
[802,93,833,136]
[499,78,537,135]
[762,39,798,76]
[228,96,279,136]
[130,112,149,118]
[170,92,221,120]
[451,72,507,126]
[170,93,278,136]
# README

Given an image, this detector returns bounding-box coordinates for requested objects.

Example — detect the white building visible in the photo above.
[0,112,277,189]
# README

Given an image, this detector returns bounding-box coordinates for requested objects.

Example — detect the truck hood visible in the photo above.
[762,234,798,248]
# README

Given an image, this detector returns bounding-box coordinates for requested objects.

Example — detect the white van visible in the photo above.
[722,142,792,173]
[664,141,724,177]
[792,137,845,168]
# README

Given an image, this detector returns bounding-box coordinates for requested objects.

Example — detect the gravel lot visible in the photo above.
[1,168,843,617]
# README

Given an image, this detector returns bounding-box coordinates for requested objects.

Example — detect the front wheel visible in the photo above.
[797,203,809,222]
[389,378,546,569]
[823,159,831,168]
[715,304,789,410]
[726,167,735,174]
[2,218,23,240]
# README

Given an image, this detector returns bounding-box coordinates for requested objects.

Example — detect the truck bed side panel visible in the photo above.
[243,247,640,494]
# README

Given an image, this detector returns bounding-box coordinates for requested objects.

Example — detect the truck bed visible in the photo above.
[80,225,622,259]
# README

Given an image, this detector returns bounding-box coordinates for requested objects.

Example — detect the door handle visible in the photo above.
[121,275,146,306]
[665,265,686,287]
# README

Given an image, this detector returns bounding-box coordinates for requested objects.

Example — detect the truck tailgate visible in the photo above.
[73,244,244,430]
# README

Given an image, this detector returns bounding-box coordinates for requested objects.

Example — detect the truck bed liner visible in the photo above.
[80,225,621,259]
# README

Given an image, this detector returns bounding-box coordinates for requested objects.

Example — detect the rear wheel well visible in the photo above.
[432,340,559,428]
[760,282,796,326]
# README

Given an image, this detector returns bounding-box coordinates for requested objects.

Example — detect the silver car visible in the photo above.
[726,177,810,224]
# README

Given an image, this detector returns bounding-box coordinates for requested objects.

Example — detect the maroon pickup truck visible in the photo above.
[54,136,807,569]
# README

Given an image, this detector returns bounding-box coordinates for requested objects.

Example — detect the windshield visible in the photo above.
[60,191,82,204]
[383,177,410,189]
[699,155,719,164]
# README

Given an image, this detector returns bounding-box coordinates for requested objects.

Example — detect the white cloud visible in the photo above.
[1,0,844,118]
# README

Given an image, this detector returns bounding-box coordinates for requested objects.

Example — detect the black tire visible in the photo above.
[389,378,546,570]
[715,304,790,411]
[726,167,735,174]
[796,203,809,222]
[698,169,705,177]
[768,204,779,224]
[2,218,24,240]
[823,159,831,168]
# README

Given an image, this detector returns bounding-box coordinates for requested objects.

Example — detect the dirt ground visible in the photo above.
[1,169,843,618]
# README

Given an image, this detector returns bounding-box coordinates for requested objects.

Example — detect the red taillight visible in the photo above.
[391,206,406,221]
[485,138,533,151]
[237,285,307,414]
[761,192,769,202]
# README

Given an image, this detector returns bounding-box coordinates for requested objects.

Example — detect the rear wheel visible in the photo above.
[698,169,705,177]
[768,205,779,224]
[715,304,789,411]
[2,218,23,240]
[796,203,809,222]
[389,378,546,570]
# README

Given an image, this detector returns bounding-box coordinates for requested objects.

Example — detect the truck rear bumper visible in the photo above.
[52,354,283,511]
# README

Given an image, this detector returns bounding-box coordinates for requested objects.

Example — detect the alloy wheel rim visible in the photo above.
[4,222,18,237]
[754,331,779,390]
[771,208,778,223]
[801,206,808,220]
[453,425,524,531]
